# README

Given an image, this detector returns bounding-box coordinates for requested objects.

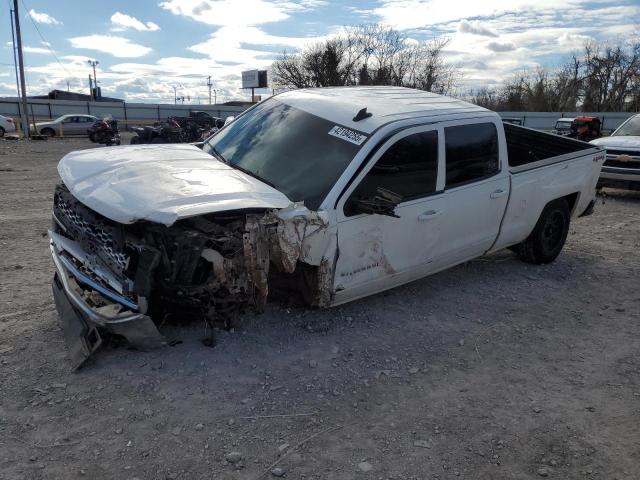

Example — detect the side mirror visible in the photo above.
[351,187,401,218]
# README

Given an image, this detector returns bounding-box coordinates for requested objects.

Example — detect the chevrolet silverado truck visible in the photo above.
[49,87,605,368]
[591,113,640,190]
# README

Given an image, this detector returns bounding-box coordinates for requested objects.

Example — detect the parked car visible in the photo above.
[591,113,640,190]
[48,86,605,367]
[0,114,16,136]
[552,117,574,136]
[36,114,98,137]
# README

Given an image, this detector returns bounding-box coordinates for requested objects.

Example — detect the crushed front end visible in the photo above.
[49,183,334,368]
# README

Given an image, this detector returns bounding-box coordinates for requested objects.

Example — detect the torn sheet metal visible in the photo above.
[50,182,337,367]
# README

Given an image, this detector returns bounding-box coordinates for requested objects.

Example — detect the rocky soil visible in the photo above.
[1,136,639,479]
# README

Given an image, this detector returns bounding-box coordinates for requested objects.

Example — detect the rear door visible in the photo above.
[79,116,94,134]
[333,126,446,303]
[433,120,509,266]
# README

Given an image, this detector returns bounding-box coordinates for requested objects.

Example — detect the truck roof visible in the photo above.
[276,86,493,134]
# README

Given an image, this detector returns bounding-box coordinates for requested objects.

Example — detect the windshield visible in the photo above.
[613,115,640,136]
[555,120,572,130]
[203,98,364,210]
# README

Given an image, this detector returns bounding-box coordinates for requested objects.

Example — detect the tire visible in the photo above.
[0,126,5,137]
[151,137,165,144]
[41,128,55,137]
[130,136,139,145]
[89,133,97,143]
[514,198,570,264]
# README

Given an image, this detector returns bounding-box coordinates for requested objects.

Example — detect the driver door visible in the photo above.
[333,126,445,304]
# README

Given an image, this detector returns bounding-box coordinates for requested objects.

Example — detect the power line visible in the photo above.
[20,0,75,80]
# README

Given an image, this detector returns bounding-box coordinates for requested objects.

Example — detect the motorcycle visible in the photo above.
[88,117,121,146]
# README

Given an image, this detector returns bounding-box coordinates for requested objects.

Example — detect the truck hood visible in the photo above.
[58,144,291,226]
[591,136,640,149]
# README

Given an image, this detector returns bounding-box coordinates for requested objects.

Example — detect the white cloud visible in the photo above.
[486,41,515,52]
[458,20,498,37]
[68,35,152,58]
[160,0,323,26]
[188,25,324,61]
[28,9,61,25]
[373,0,589,30]
[23,46,51,54]
[110,12,160,32]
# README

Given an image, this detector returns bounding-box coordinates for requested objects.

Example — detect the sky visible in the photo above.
[1,0,639,104]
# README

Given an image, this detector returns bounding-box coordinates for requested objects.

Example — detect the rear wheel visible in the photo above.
[130,136,140,144]
[41,127,55,137]
[514,198,570,264]
[151,137,165,144]
[0,126,5,137]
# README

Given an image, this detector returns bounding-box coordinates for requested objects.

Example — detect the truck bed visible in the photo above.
[491,124,605,252]
[504,123,596,171]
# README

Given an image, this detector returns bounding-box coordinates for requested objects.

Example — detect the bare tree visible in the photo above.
[468,37,640,112]
[271,24,461,95]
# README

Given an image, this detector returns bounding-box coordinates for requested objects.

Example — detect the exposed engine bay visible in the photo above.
[50,183,335,367]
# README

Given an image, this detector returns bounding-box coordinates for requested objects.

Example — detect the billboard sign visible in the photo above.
[242,70,268,89]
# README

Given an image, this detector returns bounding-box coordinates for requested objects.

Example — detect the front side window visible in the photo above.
[445,123,499,188]
[202,99,363,210]
[345,130,439,216]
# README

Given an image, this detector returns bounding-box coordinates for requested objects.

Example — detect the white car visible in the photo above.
[35,114,98,136]
[48,87,605,367]
[591,114,640,190]
[0,114,16,136]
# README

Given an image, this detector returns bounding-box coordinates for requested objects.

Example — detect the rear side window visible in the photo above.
[345,130,438,216]
[445,123,499,188]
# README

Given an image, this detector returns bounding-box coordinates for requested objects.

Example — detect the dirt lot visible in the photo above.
[1,136,639,480]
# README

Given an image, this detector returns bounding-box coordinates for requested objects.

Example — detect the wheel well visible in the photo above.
[562,192,579,214]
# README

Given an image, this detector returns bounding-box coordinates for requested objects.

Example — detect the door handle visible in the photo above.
[490,189,507,199]
[418,210,442,221]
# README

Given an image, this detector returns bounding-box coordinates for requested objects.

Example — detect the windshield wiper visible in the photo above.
[209,146,227,164]
[231,163,277,189]
[205,146,276,188]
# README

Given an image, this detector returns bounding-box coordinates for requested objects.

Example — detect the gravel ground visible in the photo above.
[1,136,639,480]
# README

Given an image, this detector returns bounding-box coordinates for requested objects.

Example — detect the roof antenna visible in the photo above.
[353,107,372,122]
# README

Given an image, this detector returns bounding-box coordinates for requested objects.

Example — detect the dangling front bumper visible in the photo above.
[50,243,164,370]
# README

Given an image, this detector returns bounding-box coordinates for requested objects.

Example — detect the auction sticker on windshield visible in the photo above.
[328,126,367,145]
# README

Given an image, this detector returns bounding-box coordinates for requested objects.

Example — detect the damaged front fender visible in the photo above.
[50,183,338,367]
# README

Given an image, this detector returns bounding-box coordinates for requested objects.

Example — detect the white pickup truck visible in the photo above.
[49,87,605,367]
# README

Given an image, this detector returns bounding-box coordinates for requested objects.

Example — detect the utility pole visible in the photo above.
[87,60,99,100]
[9,9,21,103]
[173,86,177,104]
[207,76,213,105]
[13,0,30,140]
[88,74,93,97]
